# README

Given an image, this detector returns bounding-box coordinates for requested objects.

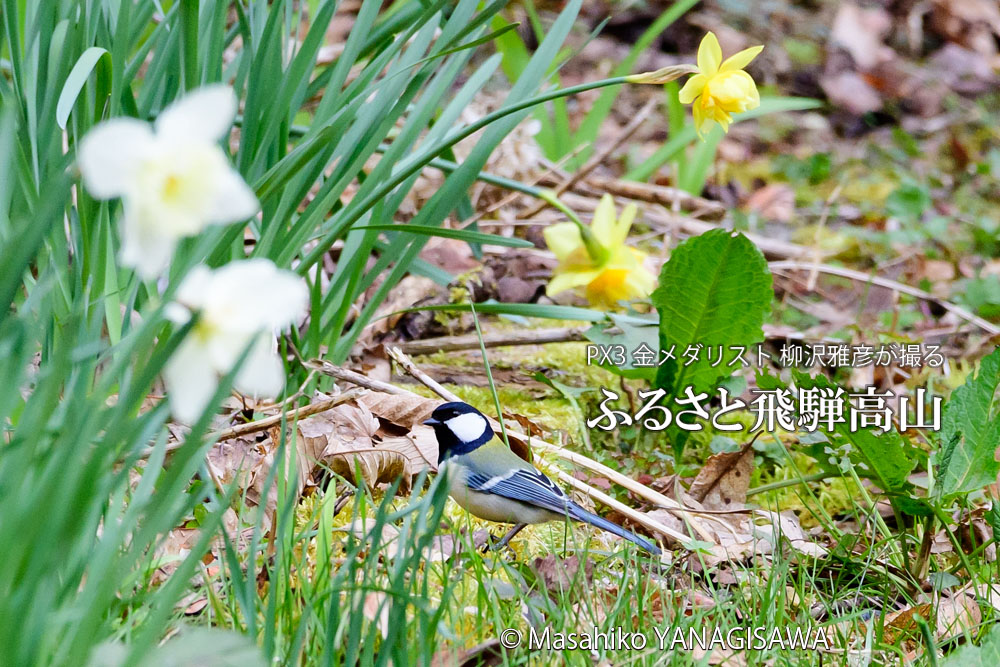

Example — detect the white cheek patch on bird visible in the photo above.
[446,412,489,443]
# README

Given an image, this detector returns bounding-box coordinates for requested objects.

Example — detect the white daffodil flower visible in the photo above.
[164,259,308,424]
[78,85,259,279]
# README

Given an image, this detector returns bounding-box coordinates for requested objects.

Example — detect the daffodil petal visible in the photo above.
[720,45,763,73]
[729,70,761,109]
[162,259,307,423]
[717,113,732,133]
[546,268,603,296]
[235,334,285,398]
[204,259,308,332]
[678,74,707,104]
[118,207,180,279]
[207,329,247,372]
[165,337,220,424]
[78,118,153,198]
[692,101,710,138]
[165,302,193,326]
[590,194,618,246]
[243,262,308,331]
[625,261,657,298]
[614,203,638,248]
[156,84,237,144]
[206,165,260,223]
[697,32,722,76]
[542,222,583,262]
[175,264,213,311]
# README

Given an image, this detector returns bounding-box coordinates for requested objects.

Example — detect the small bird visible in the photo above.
[424,401,660,555]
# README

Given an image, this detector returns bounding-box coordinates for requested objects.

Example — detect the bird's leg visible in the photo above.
[490,523,528,551]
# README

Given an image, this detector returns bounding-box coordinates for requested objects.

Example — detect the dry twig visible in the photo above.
[770,260,1000,336]
[147,388,365,459]
[518,99,658,220]
[305,359,408,395]
[387,347,459,401]
[582,176,727,220]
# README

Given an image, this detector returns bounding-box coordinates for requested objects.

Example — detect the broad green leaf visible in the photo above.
[652,229,772,396]
[793,371,916,493]
[986,502,1000,536]
[941,623,1000,666]
[937,347,1000,496]
[583,311,659,380]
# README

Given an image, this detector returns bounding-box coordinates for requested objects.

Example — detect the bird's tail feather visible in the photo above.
[567,503,661,555]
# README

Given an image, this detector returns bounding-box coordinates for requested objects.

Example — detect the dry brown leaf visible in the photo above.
[362,592,390,639]
[745,184,795,223]
[698,536,764,567]
[955,511,997,562]
[151,527,200,585]
[358,391,438,430]
[184,598,209,616]
[328,447,408,490]
[882,593,981,645]
[830,2,894,70]
[935,593,982,640]
[531,554,593,594]
[378,431,439,474]
[356,275,445,348]
[504,411,547,438]
[643,508,687,543]
[206,436,270,500]
[419,237,480,274]
[919,258,956,283]
[928,44,1000,95]
[752,510,829,559]
[285,398,439,492]
[687,443,754,510]
[819,71,882,115]
[423,533,484,563]
[359,348,392,384]
[957,583,1000,613]
[430,639,503,667]
[930,0,1000,56]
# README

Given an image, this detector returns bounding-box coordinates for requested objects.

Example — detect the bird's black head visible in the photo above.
[423,401,494,463]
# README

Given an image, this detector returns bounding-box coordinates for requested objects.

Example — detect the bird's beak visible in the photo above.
[423,417,439,426]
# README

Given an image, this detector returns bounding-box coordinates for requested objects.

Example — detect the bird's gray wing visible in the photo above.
[468,465,662,554]
[466,468,571,516]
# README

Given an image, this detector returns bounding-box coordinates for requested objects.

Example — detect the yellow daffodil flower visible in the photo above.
[543,194,656,307]
[678,32,763,137]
